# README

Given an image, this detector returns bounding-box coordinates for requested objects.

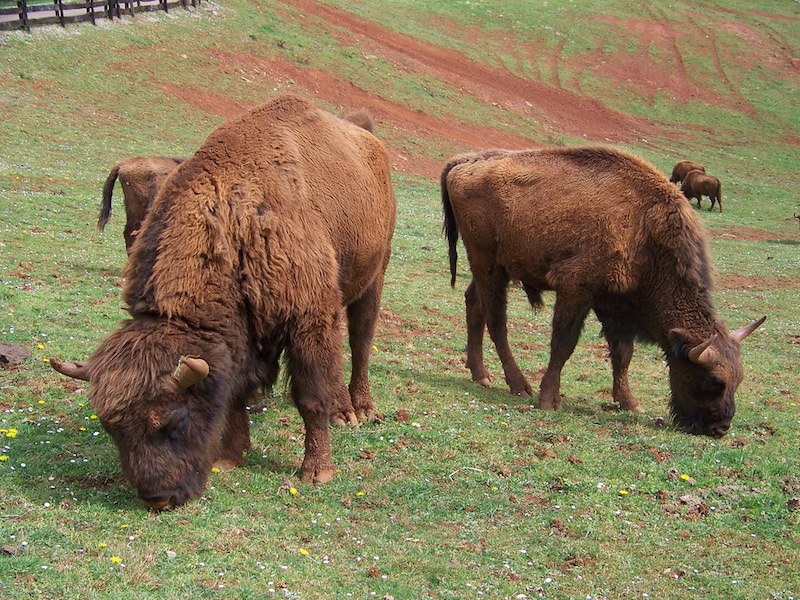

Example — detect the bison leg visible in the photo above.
[473,269,531,396]
[606,335,644,413]
[214,399,252,470]
[464,280,492,387]
[286,318,340,485]
[339,274,385,425]
[539,293,591,410]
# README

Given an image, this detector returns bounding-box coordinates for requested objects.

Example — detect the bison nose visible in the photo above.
[709,422,731,438]
[139,493,180,511]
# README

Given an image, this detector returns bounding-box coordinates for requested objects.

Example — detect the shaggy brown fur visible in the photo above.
[681,169,723,212]
[52,96,396,509]
[669,159,705,184]
[442,146,763,437]
[98,156,183,252]
[344,109,375,133]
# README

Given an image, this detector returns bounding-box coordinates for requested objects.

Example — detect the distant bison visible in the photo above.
[51,95,396,509]
[669,160,705,184]
[681,169,722,212]
[442,147,764,437]
[99,156,183,252]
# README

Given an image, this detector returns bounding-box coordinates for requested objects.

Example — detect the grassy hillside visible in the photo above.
[1,1,798,597]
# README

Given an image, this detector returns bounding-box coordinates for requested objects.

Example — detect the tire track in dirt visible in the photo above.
[279,0,662,143]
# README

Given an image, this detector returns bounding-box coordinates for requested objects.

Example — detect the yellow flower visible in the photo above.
[372,345,378,352]
[289,487,298,495]
[98,543,107,548]
[211,467,221,473]
[110,556,122,564]
[90,415,98,420]
[491,486,498,491]
[618,489,629,496]
[37,343,44,350]
[79,427,86,432]
[0,456,8,461]
[38,400,44,405]
[680,474,691,481]
[356,490,365,496]
[119,524,129,529]
[42,358,50,363]
[5,429,17,438]
[299,548,309,556]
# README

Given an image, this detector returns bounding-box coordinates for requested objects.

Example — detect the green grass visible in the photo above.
[1,1,799,598]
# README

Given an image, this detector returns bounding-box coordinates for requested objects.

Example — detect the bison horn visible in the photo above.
[730,315,766,343]
[687,335,718,366]
[49,357,91,381]
[172,356,209,390]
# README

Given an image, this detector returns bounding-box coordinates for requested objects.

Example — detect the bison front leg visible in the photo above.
[606,335,644,413]
[287,319,340,485]
[213,399,252,471]
[464,280,492,387]
[539,293,591,410]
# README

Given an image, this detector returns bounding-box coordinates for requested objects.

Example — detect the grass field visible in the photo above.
[1,1,799,598]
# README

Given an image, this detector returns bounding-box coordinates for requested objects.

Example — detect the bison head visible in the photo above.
[667,316,765,437]
[51,321,231,510]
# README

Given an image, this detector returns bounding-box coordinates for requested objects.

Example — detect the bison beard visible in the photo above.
[51,95,396,509]
[441,147,763,437]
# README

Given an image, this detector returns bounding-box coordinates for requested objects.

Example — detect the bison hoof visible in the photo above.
[301,465,336,485]
[474,376,492,387]
[331,411,359,426]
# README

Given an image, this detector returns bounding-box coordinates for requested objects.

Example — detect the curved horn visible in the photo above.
[49,357,91,381]
[730,316,766,343]
[172,356,209,390]
[687,334,718,366]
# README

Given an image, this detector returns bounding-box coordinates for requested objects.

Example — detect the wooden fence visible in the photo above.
[0,0,201,31]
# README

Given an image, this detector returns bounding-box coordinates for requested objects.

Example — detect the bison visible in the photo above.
[99,156,184,252]
[669,160,705,184]
[50,95,396,509]
[441,147,764,437]
[681,169,723,212]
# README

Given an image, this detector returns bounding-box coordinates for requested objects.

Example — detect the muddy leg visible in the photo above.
[475,269,531,396]
[465,279,492,387]
[539,293,591,410]
[286,317,341,485]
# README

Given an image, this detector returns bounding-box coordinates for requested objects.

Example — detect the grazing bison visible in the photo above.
[50,95,396,509]
[99,156,184,252]
[681,169,722,212]
[441,147,764,437]
[669,160,705,184]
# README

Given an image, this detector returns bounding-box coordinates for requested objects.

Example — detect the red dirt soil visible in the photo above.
[158,1,797,179]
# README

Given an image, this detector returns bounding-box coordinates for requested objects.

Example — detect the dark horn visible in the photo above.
[687,334,718,365]
[730,316,766,343]
[172,356,209,390]
[49,357,91,381]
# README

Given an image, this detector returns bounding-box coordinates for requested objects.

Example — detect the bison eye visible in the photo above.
[697,375,725,397]
[149,406,190,442]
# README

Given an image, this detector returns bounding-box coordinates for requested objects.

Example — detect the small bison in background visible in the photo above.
[681,169,723,212]
[669,160,705,184]
[51,95,396,509]
[441,146,764,437]
[99,156,183,252]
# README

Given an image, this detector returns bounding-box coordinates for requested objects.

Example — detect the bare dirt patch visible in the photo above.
[716,274,796,291]
[713,226,800,243]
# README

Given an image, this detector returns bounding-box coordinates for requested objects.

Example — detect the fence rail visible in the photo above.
[0,0,201,31]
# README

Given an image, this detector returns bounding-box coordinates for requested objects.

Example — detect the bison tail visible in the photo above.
[98,163,120,232]
[440,163,460,288]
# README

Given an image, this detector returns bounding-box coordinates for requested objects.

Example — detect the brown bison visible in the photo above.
[50,95,396,509]
[669,160,705,184]
[99,156,183,252]
[681,169,723,212]
[441,147,764,437]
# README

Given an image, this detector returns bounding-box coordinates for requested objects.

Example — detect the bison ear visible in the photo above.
[172,356,209,390]
[730,315,766,343]
[49,357,91,381]
[669,329,719,366]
